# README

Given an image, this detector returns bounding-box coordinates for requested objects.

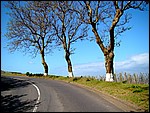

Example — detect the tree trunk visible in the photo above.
[65,52,74,77]
[42,61,48,76]
[41,50,48,76]
[105,50,114,81]
[91,24,114,81]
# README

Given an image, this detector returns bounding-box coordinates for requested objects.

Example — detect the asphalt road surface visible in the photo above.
[1,75,126,112]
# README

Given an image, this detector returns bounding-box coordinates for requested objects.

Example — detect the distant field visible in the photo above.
[1,71,149,112]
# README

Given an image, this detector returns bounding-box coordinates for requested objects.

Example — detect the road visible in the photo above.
[1,75,125,112]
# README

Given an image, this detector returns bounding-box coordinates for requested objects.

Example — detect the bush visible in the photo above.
[34,73,43,77]
[73,77,78,81]
[122,80,127,84]
[86,78,90,81]
[26,72,30,76]
[26,72,33,76]
[133,89,143,93]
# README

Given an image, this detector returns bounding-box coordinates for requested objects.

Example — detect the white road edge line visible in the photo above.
[30,82,41,112]
[10,77,41,112]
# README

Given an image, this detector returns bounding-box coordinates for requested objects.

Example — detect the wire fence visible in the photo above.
[97,72,149,84]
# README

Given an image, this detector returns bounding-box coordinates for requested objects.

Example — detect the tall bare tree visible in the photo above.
[76,1,148,81]
[5,1,55,76]
[50,1,88,77]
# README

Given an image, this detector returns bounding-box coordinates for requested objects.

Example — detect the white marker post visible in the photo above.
[105,73,114,82]
[68,72,73,77]
[44,73,48,76]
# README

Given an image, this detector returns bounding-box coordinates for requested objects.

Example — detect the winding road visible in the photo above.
[1,75,127,112]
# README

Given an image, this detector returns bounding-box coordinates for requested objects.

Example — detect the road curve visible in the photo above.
[1,76,38,112]
[1,76,125,112]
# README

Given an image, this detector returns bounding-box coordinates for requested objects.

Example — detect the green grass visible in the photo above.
[1,71,26,76]
[2,72,149,112]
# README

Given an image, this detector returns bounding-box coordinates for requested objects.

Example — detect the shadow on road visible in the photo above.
[1,94,37,112]
[1,76,31,91]
[1,76,40,112]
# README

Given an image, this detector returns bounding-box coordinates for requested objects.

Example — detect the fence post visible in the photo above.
[127,74,132,84]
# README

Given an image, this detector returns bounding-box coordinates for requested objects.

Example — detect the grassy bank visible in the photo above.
[1,72,149,112]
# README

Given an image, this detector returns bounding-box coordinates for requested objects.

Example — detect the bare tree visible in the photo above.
[50,1,88,77]
[76,1,148,81]
[5,1,55,76]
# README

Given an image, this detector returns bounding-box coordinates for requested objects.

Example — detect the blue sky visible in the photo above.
[1,1,149,77]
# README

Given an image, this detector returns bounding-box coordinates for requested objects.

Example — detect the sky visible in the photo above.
[1,1,149,77]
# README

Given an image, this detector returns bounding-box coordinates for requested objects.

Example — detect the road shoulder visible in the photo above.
[64,81,145,112]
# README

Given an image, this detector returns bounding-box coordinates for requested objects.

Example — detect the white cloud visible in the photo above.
[73,62,105,76]
[114,53,149,74]
[51,53,149,77]
[29,61,34,64]
[73,53,149,76]
[130,53,149,64]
